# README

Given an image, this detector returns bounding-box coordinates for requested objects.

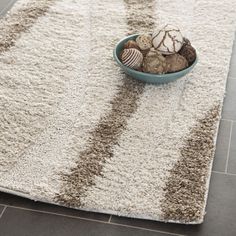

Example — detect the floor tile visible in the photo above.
[0,192,110,222]
[228,33,236,79]
[213,119,232,172]
[222,79,236,120]
[111,172,236,236]
[0,0,17,16]
[227,122,236,174]
[0,207,171,236]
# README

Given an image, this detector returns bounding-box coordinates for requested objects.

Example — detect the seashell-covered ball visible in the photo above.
[165,54,188,73]
[136,34,152,51]
[142,48,168,74]
[121,48,143,70]
[152,24,183,55]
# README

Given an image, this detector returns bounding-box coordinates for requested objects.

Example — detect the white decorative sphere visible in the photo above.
[152,24,183,55]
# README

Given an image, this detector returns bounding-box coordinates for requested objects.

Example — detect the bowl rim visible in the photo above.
[113,34,198,78]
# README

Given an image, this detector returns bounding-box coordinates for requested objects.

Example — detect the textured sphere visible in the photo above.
[182,37,191,47]
[165,54,188,73]
[142,48,168,74]
[152,24,183,55]
[121,48,143,70]
[179,44,196,64]
[124,40,140,50]
[136,34,152,50]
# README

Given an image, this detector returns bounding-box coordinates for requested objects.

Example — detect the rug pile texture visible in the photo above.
[0,0,235,224]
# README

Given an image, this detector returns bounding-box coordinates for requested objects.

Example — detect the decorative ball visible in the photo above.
[124,40,140,50]
[136,34,152,51]
[182,37,191,47]
[142,48,168,74]
[179,44,196,64]
[152,24,183,55]
[165,54,188,73]
[121,48,143,70]
[140,48,150,57]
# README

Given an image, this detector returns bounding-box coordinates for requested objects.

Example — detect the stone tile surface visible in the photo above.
[227,122,236,174]
[213,119,232,172]
[0,0,16,16]
[228,34,236,78]
[222,79,236,120]
[0,192,110,222]
[0,207,171,236]
[111,173,236,236]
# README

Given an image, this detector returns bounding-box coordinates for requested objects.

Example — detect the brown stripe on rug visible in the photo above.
[124,0,156,34]
[0,0,55,54]
[0,0,67,171]
[160,104,220,223]
[55,0,156,207]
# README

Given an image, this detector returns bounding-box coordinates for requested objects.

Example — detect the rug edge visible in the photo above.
[0,185,204,224]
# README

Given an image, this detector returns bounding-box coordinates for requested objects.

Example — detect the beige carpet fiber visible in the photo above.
[0,0,235,224]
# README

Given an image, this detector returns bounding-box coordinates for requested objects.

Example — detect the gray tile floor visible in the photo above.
[0,1,236,236]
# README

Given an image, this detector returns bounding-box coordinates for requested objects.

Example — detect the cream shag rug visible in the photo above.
[0,0,235,224]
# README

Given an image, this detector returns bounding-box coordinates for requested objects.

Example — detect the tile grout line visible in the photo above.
[1,204,107,223]
[107,221,185,236]
[221,118,235,122]
[224,120,233,173]
[212,170,236,176]
[3,205,184,236]
[108,215,112,223]
[0,206,7,219]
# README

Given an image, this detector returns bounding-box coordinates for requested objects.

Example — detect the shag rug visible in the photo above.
[0,0,235,224]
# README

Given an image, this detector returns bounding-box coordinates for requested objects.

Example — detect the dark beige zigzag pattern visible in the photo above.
[161,104,220,223]
[56,78,145,206]
[124,0,156,34]
[0,0,66,170]
[55,0,156,206]
[0,0,55,54]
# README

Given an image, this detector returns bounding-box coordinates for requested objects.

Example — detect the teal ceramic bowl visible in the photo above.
[113,34,198,84]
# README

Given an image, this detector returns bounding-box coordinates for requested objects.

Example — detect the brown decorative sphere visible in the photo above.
[142,48,168,74]
[182,37,191,46]
[124,40,140,50]
[179,44,196,64]
[140,48,150,57]
[165,54,188,73]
